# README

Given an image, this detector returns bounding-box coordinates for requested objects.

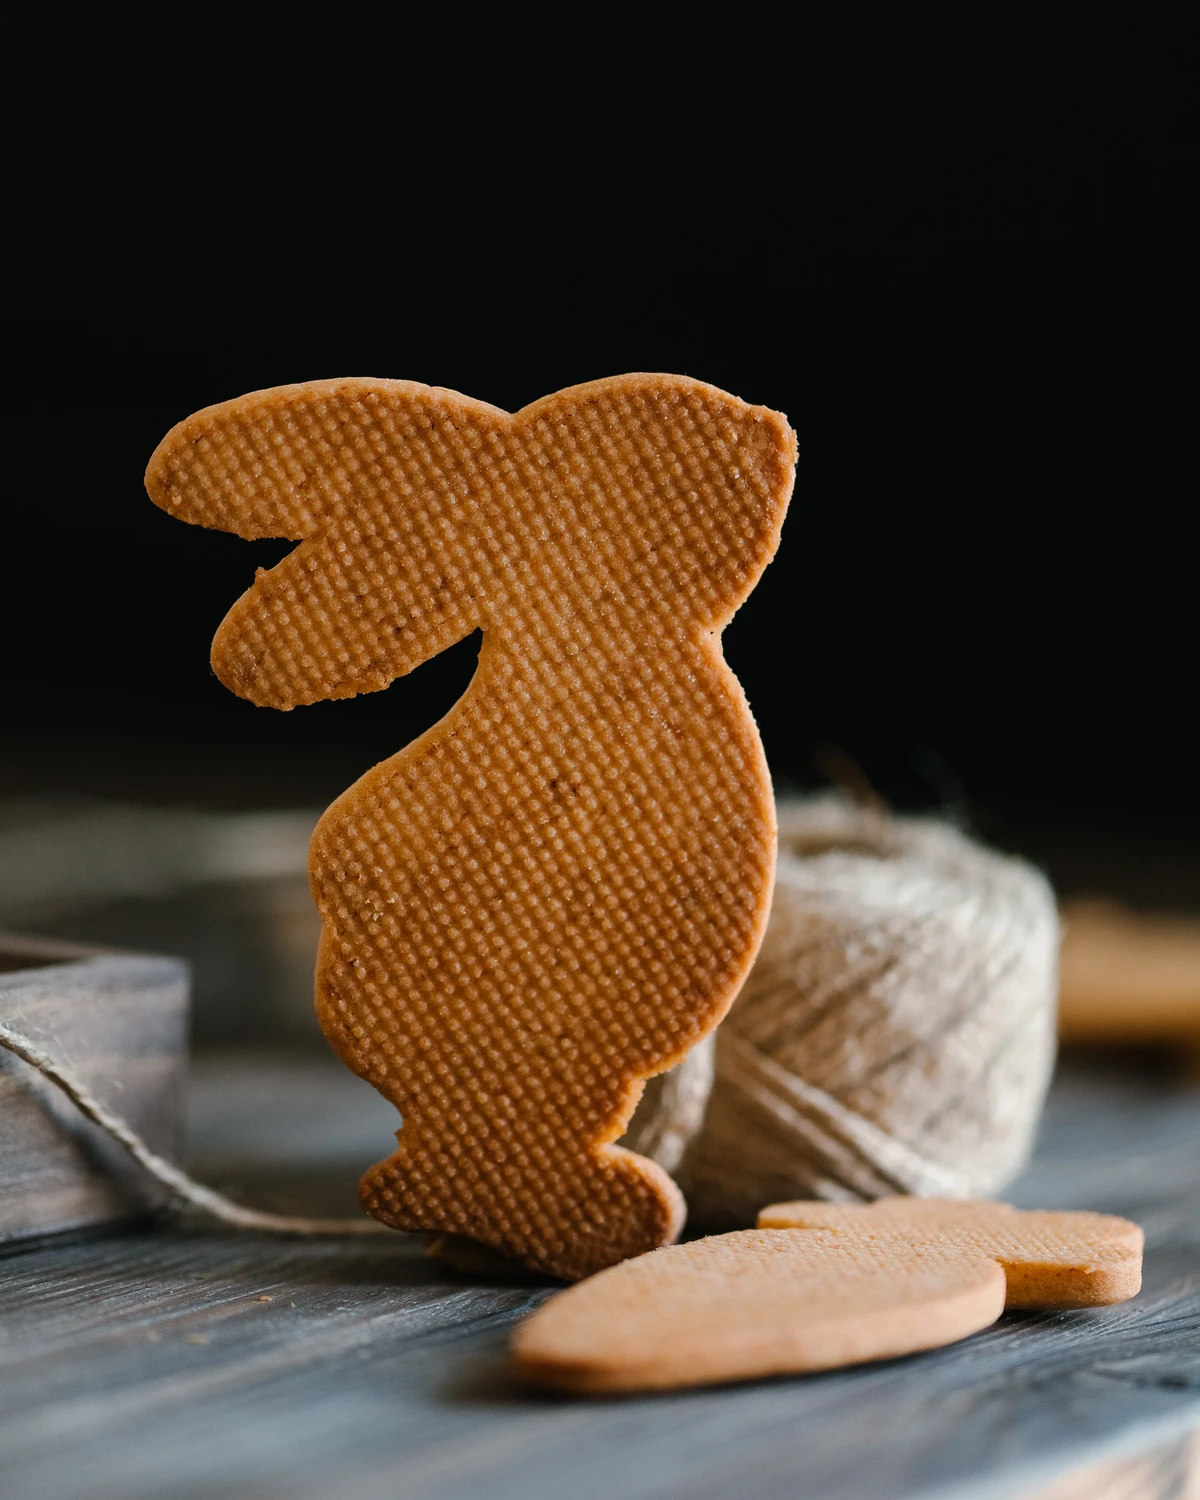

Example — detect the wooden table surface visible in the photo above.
[3,1053,1200,1500]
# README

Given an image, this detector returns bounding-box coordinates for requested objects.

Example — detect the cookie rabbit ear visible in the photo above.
[145,376,508,539]
[516,374,796,631]
[145,378,506,709]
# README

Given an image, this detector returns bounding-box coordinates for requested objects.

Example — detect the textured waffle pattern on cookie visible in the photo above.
[147,373,796,1279]
[512,1227,1007,1390]
[757,1197,1143,1307]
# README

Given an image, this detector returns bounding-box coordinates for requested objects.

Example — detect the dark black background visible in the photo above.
[3,12,1198,879]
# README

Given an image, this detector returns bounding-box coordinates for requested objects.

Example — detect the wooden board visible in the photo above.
[1058,900,1200,1059]
[0,933,188,1241]
[2,1052,1200,1499]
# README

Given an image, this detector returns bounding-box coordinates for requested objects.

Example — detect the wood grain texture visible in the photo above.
[0,933,188,1241]
[3,1055,1200,1500]
[1018,1431,1200,1499]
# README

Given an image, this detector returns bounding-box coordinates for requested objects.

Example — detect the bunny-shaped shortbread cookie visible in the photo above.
[147,374,795,1278]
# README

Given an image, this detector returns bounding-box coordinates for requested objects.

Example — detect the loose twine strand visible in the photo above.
[0,1019,387,1236]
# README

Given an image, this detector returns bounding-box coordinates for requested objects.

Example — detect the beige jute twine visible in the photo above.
[0,1022,386,1237]
[623,796,1060,1228]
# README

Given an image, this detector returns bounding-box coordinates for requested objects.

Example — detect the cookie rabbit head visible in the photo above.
[145,374,795,710]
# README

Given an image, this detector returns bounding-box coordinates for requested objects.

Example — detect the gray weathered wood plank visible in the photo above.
[0,935,188,1241]
[2,1057,1199,1500]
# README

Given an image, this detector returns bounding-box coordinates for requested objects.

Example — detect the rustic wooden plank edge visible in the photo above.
[0,931,189,1242]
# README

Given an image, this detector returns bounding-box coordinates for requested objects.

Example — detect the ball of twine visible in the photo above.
[622,796,1060,1229]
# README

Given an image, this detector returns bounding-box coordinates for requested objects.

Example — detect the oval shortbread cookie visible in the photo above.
[511,1228,1007,1392]
[756,1198,1143,1308]
[146,373,796,1280]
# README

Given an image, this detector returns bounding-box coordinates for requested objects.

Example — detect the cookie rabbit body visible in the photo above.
[147,373,795,1279]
